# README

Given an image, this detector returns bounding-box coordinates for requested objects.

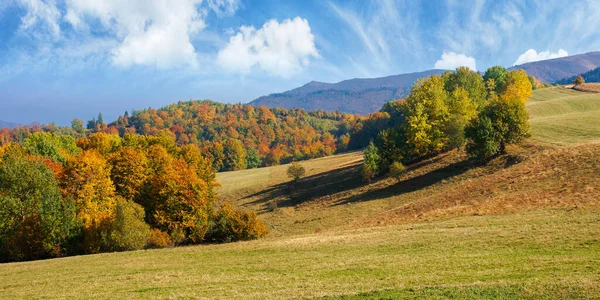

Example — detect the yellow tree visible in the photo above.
[108,147,149,201]
[502,70,533,104]
[62,150,117,252]
[404,75,449,157]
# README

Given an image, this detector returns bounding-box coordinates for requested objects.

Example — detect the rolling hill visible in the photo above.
[249,69,446,115]
[2,87,600,298]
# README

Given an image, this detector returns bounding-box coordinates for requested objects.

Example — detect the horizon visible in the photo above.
[1,0,600,125]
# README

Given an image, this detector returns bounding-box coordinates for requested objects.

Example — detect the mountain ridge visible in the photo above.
[250,51,600,115]
[250,69,446,115]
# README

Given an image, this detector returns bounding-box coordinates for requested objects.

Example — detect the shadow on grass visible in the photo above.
[246,151,524,212]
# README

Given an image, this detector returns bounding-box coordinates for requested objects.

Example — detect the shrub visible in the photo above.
[574,75,585,86]
[286,162,306,182]
[388,161,406,179]
[206,202,268,243]
[360,164,377,183]
[147,228,172,248]
[105,198,151,251]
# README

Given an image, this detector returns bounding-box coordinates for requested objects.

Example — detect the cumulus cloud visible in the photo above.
[434,52,477,71]
[63,0,208,69]
[13,0,242,69]
[217,17,319,77]
[513,49,568,66]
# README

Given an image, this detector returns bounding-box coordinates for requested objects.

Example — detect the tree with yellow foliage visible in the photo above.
[62,149,117,253]
[501,70,533,104]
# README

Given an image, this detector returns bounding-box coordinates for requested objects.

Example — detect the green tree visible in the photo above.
[375,128,404,172]
[71,119,86,137]
[361,141,380,182]
[286,162,306,182]
[105,198,151,251]
[0,153,78,261]
[574,75,585,86]
[24,132,79,164]
[444,66,486,109]
[245,147,262,169]
[465,97,530,158]
[444,87,478,149]
[483,66,509,94]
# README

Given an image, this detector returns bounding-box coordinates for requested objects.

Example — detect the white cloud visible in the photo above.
[17,0,61,38]
[513,49,569,66]
[63,0,208,69]
[434,52,477,71]
[12,0,242,70]
[217,17,319,77]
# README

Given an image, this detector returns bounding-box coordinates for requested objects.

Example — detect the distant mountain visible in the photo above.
[555,66,600,85]
[509,51,600,83]
[249,69,446,115]
[0,120,20,129]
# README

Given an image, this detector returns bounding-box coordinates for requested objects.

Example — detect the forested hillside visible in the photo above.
[0,102,360,171]
[555,66,600,84]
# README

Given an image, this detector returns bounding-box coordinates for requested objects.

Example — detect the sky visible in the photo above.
[1,0,599,125]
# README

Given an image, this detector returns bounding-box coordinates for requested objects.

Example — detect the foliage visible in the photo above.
[245,147,263,169]
[24,132,79,163]
[483,66,508,94]
[466,97,530,158]
[147,228,172,248]
[62,149,117,253]
[108,147,149,201]
[0,153,77,261]
[206,202,268,243]
[444,87,478,149]
[444,67,486,109]
[361,141,380,182]
[222,138,247,171]
[404,75,449,158]
[105,198,151,251]
[286,162,306,182]
[502,70,533,103]
[387,161,406,179]
[574,75,585,86]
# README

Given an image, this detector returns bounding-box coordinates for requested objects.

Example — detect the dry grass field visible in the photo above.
[1,87,600,299]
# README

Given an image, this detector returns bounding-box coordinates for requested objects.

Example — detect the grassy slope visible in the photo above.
[2,88,600,299]
[1,210,599,299]
[528,87,600,145]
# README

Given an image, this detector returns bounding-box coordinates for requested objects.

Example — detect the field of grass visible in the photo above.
[1,209,599,299]
[528,87,600,145]
[2,87,600,299]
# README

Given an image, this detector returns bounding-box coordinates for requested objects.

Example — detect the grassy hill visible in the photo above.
[528,87,600,145]
[1,88,600,299]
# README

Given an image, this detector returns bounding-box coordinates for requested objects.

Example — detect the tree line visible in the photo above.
[0,102,361,171]
[355,66,534,181]
[0,132,267,262]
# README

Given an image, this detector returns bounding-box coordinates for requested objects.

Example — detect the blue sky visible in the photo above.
[1,0,599,125]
